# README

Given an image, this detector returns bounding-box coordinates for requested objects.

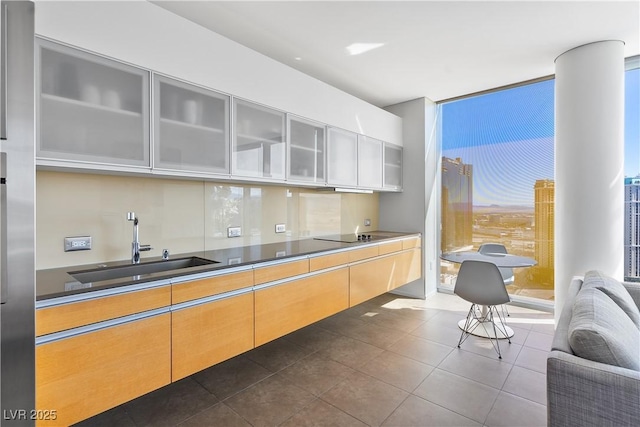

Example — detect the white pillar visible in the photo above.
[555,41,625,321]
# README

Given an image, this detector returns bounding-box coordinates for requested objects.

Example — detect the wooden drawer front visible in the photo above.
[254,259,309,285]
[309,251,350,272]
[255,268,349,346]
[397,249,422,286]
[36,313,171,426]
[402,237,421,249]
[378,240,403,255]
[347,245,379,263]
[349,249,422,307]
[172,292,254,381]
[172,270,254,304]
[36,286,171,337]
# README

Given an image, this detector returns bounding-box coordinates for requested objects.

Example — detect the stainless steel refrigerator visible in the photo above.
[0,1,35,425]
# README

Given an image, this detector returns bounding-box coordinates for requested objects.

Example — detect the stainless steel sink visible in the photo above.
[69,257,219,283]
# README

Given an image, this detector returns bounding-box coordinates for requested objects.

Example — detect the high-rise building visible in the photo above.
[534,179,554,269]
[441,157,473,251]
[624,177,640,280]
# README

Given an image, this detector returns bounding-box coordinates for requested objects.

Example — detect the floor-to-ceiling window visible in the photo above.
[439,79,555,301]
[440,56,640,302]
[624,57,640,281]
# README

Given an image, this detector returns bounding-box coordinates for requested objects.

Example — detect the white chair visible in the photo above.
[478,243,514,317]
[454,260,512,358]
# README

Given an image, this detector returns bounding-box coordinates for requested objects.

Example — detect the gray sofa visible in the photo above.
[547,271,640,427]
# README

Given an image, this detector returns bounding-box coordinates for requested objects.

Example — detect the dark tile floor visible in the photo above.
[74,292,554,427]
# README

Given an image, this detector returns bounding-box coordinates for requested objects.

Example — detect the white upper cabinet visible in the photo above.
[35,38,402,191]
[36,39,150,168]
[153,75,229,175]
[233,99,286,180]
[384,143,403,191]
[327,127,358,187]
[358,136,383,190]
[287,115,326,184]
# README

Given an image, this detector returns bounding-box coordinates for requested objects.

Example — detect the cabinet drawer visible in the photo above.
[172,292,254,381]
[402,237,421,249]
[349,249,422,307]
[378,240,403,255]
[348,245,379,263]
[36,313,171,426]
[309,251,350,272]
[172,269,254,304]
[254,258,309,285]
[255,268,349,346]
[36,286,171,337]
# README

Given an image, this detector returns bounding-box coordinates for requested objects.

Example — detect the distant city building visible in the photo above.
[534,179,554,269]
[441,157,473,251]
[625,177,640,280]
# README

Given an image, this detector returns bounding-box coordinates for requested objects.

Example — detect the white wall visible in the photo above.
[381,97,439,298]
[35,0,402,144]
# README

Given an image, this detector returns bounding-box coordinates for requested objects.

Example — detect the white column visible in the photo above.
[555,41,625,321]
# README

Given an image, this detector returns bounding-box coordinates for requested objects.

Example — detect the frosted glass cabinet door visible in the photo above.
[327,127,358,187]
[233,99,285,180]
[384,143,403,191]
[287,115,326,183]
[37,39,149,167]
[154,75,229,174]
[358,136,383,189]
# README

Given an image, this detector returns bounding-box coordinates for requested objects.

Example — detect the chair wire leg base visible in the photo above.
[458,304,513,359]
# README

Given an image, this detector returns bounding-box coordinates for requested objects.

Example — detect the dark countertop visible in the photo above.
[36,231,420,301]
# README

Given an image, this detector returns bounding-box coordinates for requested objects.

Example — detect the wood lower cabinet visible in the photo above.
[172,269,253,304]
[171,292,254,381]
[349,248,422,306]
[255,267,349,346]
[36,285,171,336]
[34,235,421,426]
[36,313,171,426]
[254,258,309,285]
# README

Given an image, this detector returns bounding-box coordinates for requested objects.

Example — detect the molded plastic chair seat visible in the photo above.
[454,260,512,358]
[478,243,514,317]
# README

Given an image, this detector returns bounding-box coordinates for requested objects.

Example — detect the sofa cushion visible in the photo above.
[582,270,640,328]
[568,287,640,371]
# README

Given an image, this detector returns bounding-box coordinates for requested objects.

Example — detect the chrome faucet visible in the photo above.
[127,212,151,264]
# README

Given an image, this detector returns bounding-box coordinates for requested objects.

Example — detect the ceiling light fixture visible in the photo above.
[345,42,384,56]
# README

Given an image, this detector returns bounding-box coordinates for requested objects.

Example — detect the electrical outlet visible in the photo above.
[275,223,286,233]
[64,236,92,252]
[364,219,371,227]
[227,226,242,238]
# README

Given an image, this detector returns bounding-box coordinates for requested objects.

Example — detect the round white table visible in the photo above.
[441,251,537,339]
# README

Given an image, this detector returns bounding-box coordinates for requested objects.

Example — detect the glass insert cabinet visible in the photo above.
[37,39,150,167]
[287,115,326,183]
[232,99,286,180]
[36,38,402,191]
[154,75,229,174]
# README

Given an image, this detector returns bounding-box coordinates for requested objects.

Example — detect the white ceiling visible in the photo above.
[152,1,640,107]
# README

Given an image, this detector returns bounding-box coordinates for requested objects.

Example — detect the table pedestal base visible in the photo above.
[458,318,514,339]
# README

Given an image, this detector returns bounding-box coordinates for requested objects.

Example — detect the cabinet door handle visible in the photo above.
[0,2,7,140]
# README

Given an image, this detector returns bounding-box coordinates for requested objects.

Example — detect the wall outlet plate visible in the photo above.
[275,223,286,233]
[64,236,92,252]
[227,226,242,238]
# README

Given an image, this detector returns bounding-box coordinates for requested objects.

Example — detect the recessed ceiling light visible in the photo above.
[345,43,384,56]
[294,57,302,61]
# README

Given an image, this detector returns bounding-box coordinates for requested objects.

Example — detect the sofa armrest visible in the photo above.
[623,281,640,309]
[547,350,640,427]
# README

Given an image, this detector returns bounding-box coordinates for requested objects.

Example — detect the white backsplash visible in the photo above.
[36,171,379,269]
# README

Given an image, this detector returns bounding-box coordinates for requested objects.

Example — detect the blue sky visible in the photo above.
[442,69,640,206]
